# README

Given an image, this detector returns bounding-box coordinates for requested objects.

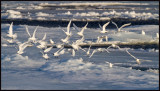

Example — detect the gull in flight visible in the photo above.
[16,41,32,55]
[25,25,39,43]
[60,20,72,37]
[40,51,49,60]
[71,36,86,52]
[89,48,109,58]
[86,44,92,56]
[1,36,14,43]
[105,61,113,68]
[53,47,64,58]
[99,21,110,34]
[112,21,131,32]
[76,22,88,37]
[37,33,48,50]
[71,41,86,52]
[126,49,152,65]
[56,43,64,48]
[7,22,17,39]
[61,35,70,44]
[44,46,53,53]
[106,44,122,52]
[89,48,98,58]
[75,35,85,44]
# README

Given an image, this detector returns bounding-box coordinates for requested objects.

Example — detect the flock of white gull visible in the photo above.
[2,20,159,67]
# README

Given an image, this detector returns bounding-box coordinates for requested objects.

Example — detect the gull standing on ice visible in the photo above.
[112,21,131,32]
[96,36,103,43]
[99,21,110,34]
[141,30,145,35]
[7,22,17,39]
[105,61,113,68]
[126,49,152,65]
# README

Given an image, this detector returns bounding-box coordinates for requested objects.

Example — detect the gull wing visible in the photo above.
[104,48,110,53]
[8,22,13,35]
[140,59,152,62]
[81,22,88,33]
[40,51,44,55]
[25,25,31,38]
[119,23,131,31]
[59,25,66,33]
[72,49,75,57]
[73,23,80,31]
[18,41,29,51]
[44,46,53,53]
[59,49,65,55]
[32,26,38,38]
[106,45,112,50]
[89,49,97,58]
[42,33,47,41]
[111,21,119,30]
[126,49,137,60]
[67,20,72,33]
[79,47,86,52]
[102,21,110,32]
[98,23,103,31]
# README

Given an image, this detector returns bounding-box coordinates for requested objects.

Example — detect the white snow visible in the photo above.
[6,10,22,19]
[36,12,50,16]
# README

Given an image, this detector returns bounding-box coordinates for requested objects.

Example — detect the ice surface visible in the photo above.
[1,23,159,90]
[1,1,159,21]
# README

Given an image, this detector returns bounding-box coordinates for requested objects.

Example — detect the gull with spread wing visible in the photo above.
[112,21,131,32]
[126,49,152,65]
[99,21,110,34]
[7,22,17,39]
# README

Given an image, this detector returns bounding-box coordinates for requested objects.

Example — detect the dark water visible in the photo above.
[1,18,159,28]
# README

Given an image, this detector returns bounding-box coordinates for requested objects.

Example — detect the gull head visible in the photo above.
[136,59,141,65]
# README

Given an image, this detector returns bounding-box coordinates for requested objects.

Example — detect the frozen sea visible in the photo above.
[1,1,159,90]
